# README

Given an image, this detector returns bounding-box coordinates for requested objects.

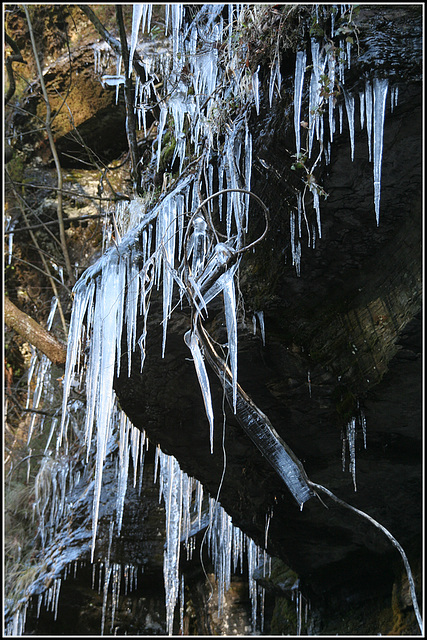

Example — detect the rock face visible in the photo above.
[113,5,422,633]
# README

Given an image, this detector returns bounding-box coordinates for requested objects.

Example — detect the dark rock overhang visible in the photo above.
[113,4,422,607]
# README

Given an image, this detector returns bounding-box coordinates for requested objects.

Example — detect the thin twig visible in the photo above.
[5,169,63,251]
[10,191,71,335]
[10,257,72,297]
[187,187,270,255]
[6,393,57,417]
[24,5,74,285]
[4,31,26,105]
[59,98,131,201]
[115,4,140,191]
[5,213,114,235]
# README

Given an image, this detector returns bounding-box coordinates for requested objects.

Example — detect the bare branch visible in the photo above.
[77,4,121,55]
[23,6,74,285]
[10,190,71,333]
[115,4,141,192]
[5,213,114,235]
[4,31,26,105]
[78,4,146,81]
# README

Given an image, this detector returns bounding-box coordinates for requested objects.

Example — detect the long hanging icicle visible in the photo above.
[184,330,215,453]
[372,77,388,225]
[160,453,182,636]
[343,89,355,161]
[365,80,373,162]
[294,51,307,157]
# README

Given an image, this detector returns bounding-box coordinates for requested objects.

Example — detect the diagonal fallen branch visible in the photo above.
[5,298,67,366]
[198,322,315,507]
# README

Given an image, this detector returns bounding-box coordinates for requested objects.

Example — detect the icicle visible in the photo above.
[294,51,307,156]
[156,105,168,172]
[128,4,152,77]
[188,215,208,278]
[116,413,130,534]
[255,311,265,346]
[360,408,367,449]
[324,141,331,165]
[179,574,185,634]
[110,563,121,632]
[93,41,111,76]
[247,536,259,632]
[53,578,61,621]
[98,562,104,593]
[101,564,112,636]
[347,417,357,491]
[159,453,182,636]
[338,40,345,84]
[310,186,322,239]
[328,52,336,143]
[58,278,95,448]
[343,90,355,161]
[359,92,365,130]
[115,55,122,105]
[222,271,238,413]
[365,80,373,162]
[290,211,302,276]
[244,121,252,232]
[7,219,17,264]
[37,594,43,619]
[184,331,215,453]
[346,39,351,69]
[296,588,302,635]
[252,65,260,115]
[373,77,388,225]
[160,200,177,358]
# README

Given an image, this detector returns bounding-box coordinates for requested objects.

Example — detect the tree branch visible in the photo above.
[78,4,147,81]
[5,298,67,366]
[23,6,74,285]
[4,31,26,105]
[77,4,122,55]
[4,213,114,235]
[115,4,141,192]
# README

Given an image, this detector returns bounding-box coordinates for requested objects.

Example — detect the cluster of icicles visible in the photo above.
[6,4,410,636]
[291,5,395,275]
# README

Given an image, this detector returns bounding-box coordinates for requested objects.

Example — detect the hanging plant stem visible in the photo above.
[309,481,423,634]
